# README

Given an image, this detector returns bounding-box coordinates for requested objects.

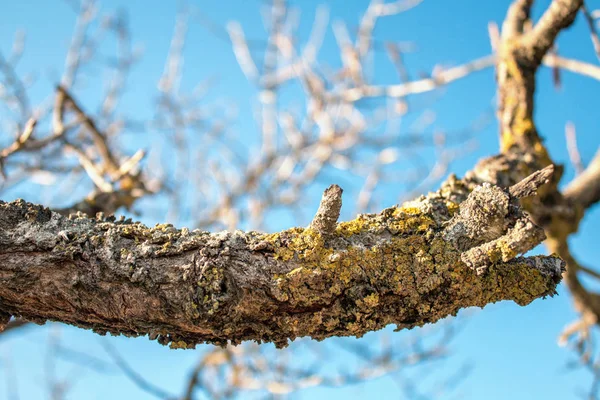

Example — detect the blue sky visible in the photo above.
[1,0,599,399]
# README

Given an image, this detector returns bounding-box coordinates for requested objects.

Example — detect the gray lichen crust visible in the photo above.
[0,167,562,348]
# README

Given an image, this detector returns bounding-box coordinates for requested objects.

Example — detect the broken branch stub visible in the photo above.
[309,184,343,238]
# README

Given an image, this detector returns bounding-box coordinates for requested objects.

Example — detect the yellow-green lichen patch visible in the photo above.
[334,205,439,239]
[484,238,515,263]
[395,206,422,215]
[286,267,304,277]
[259,208,561,343]
[287,228,330,262]
[336,216,368,237]
[362,293,379,308]
[196,265,227,315]
[269,227,439,325]
[324,317,340,331]
[445,201,460,216]
[479,260,558,307]
[388,208,436,234]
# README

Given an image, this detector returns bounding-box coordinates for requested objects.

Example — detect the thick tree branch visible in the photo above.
[0,171,562,349]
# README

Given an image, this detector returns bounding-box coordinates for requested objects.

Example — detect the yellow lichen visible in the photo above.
[336,217,367,237]
[394,207,421,216]
[362,293,379,308]
[287,267,304,276]
[446,201,459,216]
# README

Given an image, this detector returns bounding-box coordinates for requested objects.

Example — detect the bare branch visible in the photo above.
[341,55,495,101]
[523,0,583,65]
[57,86,120,176]
[0,118,37,163]
[226,21,259,82]
[581,3,600,62]
[565,121,585,175]
[564,149,600,209]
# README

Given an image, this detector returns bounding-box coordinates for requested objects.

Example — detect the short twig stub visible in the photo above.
[309,184,343,238]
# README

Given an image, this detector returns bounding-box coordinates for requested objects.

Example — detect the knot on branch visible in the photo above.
[444,165,555,274]
[309,184,343,238]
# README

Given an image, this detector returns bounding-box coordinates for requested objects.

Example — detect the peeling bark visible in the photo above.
[0,170,562,348]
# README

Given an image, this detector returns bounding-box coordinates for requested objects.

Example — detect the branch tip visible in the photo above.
[509,164,555,198]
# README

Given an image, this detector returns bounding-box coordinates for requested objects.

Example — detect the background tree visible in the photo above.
[0,0,599,398]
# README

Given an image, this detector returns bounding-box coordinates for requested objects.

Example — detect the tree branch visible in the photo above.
[0,171,562,349]
[523,0,583,65]
[57,85,121,176]
[543,54,600,81]
[497,0,582,158]
[340,55,495,101]
[496,4,600,384]
[54,189,145,218]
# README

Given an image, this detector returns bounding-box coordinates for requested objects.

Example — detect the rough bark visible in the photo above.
[0,167,562,349]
